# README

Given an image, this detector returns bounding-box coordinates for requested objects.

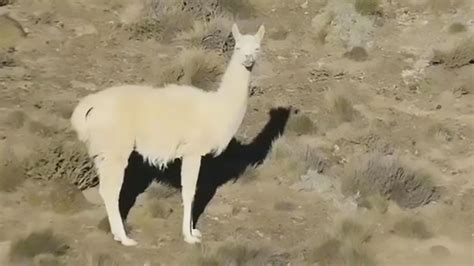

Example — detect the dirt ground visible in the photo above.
[0,0,473,265]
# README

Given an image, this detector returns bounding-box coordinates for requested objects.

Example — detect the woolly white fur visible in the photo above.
[70,23,265,246]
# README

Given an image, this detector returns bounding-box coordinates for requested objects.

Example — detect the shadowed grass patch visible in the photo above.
[341,153,441,208]
[49,179,91,214]
[0,157,25,192]
[9,229,69,262]
[355,0,380,16]
[392,217,433,239]
[218,0,256,19]
[326,91,358,123]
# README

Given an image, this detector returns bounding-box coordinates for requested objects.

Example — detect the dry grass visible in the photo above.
[307,218,375,266]
[341,153,440,208]
[9,229,68,262]
[0,158,24,192]
[344,46,368,61]
[354,0,380,16]
[326,91,357,123]
[448,22,467,34]
[432,38,474,68]
[286,113,317,136]
[392,216,433,239]
[357,193,389,214]
[158,48,225,90]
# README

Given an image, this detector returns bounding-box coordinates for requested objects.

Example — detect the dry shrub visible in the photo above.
[448,22,467,34]
[356,193,389,214]
[308,218,375,266]
[259,136,327,181]
[49,179,91,214]
[9,229,68,262]
[158,48,225,90]
[341,153,441,208]
[189,242,269,266]
[432,38,474,68]
[286,114,317,136]
[176,16,234,54]
[344,46,368,61]
[354,0,380,16]
[24,140,98,191]
[392,216,433,239]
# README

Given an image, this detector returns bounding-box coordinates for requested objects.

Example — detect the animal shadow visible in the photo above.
[119,107,292,228]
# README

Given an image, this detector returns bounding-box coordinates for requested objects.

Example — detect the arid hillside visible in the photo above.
[0,0,473,265]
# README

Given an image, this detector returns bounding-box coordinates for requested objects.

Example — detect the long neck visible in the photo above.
[217,53,251,102]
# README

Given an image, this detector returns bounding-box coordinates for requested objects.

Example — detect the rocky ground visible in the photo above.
[0,0,473,265]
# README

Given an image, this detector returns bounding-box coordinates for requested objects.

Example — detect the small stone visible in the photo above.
[436,104,442,110]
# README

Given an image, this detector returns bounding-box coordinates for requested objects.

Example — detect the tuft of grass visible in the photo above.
[159,48,225,90]
[354,0,380,16]
[49,179,90,214]
[392,217,433,239]
[432,38,474,68]
[328,93,357,123]
[341,153,440,209]
[344,46,368,61]
[9,229,68,261]
[287,114,317,135]
[449,22,467,34]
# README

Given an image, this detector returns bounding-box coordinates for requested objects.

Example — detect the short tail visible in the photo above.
[70,95,96,142]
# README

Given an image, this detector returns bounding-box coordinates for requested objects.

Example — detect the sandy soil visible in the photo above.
[0,0,473,265]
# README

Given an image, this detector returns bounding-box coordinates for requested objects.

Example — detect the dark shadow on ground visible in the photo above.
[119,107,292,228]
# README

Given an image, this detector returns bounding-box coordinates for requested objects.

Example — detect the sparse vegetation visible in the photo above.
[392,217,433,239]
[0,157,24,192]
[176,16,233,52]
[354,0,380,16]
[9,229,68,262]
[218,0,256,19]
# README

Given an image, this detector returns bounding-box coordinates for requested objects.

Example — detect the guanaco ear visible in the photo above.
[255,24,265,42]
[231,23,241,41]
